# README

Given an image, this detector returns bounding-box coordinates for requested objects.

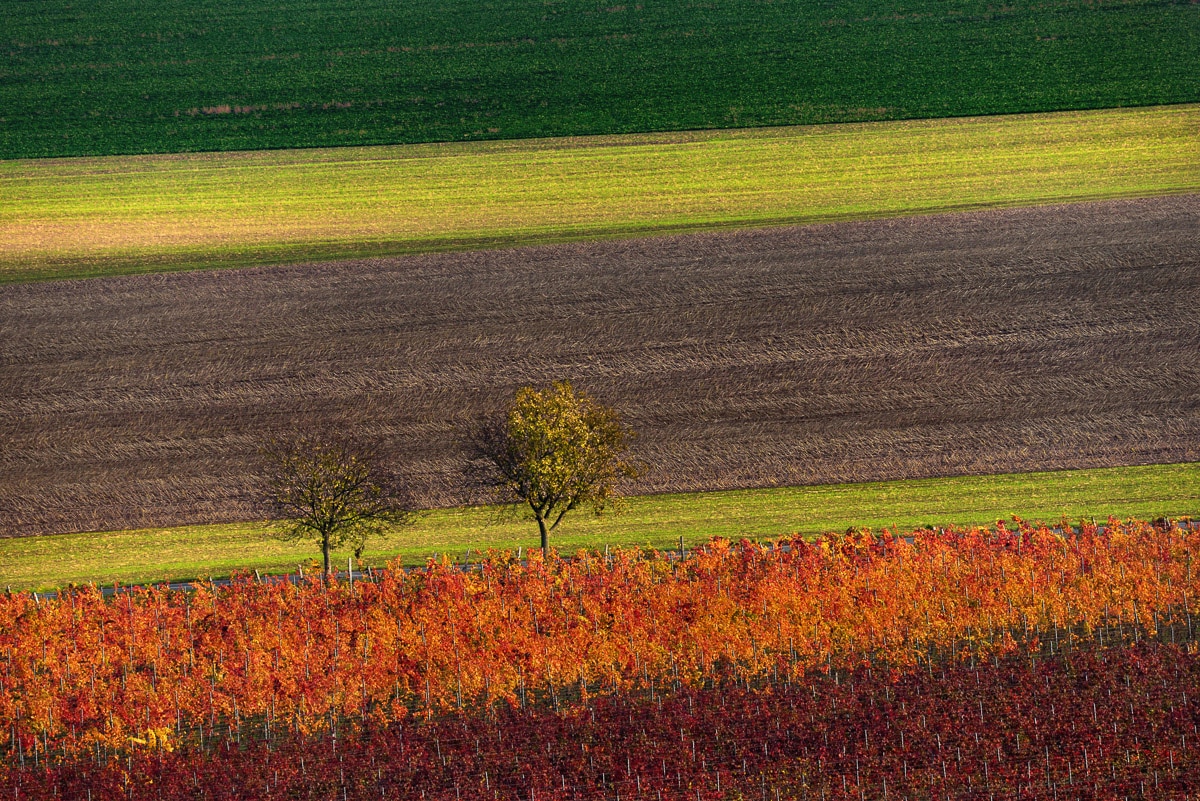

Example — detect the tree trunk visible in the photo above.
[537,515,549,558]
[322,533,332,579]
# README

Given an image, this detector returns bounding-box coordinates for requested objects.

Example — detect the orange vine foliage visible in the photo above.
[1,518,1197,760]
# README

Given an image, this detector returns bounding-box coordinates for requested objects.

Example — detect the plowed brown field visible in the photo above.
[2,195,1197,536]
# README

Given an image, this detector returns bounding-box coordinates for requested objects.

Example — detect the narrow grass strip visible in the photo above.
[2,105,1197,282]
[1,462,1196,592]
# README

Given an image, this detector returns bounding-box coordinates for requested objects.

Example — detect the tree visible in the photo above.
[260,435,411,578]
[472,381,640,556]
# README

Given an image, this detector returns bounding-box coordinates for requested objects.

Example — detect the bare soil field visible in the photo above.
[1,195,1197,536]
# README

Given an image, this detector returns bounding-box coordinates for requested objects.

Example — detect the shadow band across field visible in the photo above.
[4,105,1197,284]
[12,189,1193,285]
[1,194,1198,537]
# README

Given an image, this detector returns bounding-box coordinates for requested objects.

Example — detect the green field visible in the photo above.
[3,104,1196,282]
[2,463,1196,592]
[2,0,1196,159]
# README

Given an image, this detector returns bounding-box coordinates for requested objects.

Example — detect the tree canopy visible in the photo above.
[472,381,640,555]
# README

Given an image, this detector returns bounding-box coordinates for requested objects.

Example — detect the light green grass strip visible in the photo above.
[2,105,1197,282]
[2,463,1197,592]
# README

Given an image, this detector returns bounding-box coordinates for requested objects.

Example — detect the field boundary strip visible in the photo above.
[2,104,1197,282]
[2,461,1197,592]
[18,517,1200,602]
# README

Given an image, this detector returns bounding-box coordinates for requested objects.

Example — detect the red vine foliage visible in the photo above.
[0,518,1197,766]
[6,641,1200,799]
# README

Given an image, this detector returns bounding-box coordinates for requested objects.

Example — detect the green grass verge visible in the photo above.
[3,462,1197,592]
[2,0,1197,159]
[3,105,1197,282]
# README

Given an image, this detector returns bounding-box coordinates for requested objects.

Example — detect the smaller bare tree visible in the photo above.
[260,435,411,578]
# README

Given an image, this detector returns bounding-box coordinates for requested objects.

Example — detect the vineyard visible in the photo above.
[3,517,1200,798]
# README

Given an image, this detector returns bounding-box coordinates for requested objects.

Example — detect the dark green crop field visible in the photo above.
[2,0,1196,159]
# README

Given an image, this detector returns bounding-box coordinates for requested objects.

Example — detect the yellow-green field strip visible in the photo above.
[3,462,1197,592]
[2,105,1197,282]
